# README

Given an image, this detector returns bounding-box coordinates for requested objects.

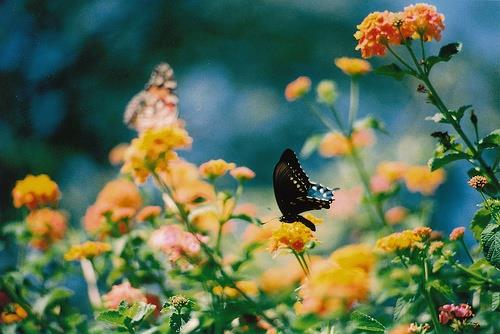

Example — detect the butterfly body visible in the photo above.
[273,149,337,231]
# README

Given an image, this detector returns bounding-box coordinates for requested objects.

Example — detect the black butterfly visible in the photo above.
[273,148,337,231]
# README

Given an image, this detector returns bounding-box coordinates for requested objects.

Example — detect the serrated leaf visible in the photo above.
[471,207,492,241]
[478,129,500,150]
[492,292,500,311]
[425,113,448,123]
[123,302,156,324]
[481,223,500,269]
[393,298,411,321]
[96,310,127,328]
[428,152,470,171]
[169,313,182,334]
[351,310,386,332]
[300,134,323,158]
[375,63,406,80]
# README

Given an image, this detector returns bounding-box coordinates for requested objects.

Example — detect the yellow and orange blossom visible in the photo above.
[27,208,67,250]
[401,3,445,42]
[270,222,316,254]
[230,166,256,182]
[334,57,372,76]
[319,129,375,157]
[121,124,192,183]
[199,159,236,179]
[285,76,311,101]
[354,11,402,58]
[404,166,445,195]
[330,243,376,273]
[213,281,259,298]
[376,227,432,252]
[12,174,60,210]
[64,241,112,261]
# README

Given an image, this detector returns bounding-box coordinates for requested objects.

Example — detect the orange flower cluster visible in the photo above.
[121,124,192,183]
[355,4,445,58]
[213,281,259,299]
[371,161,445,195]
[0,303,28,324]
[102,282,147,309]
[259,262,304,294]
[12,174,60,210]
[297,244,375,316]
[285,76,311,101]
[83,179,143,238]
[376,227,433,252]
[230,166,256,182]
[319,128,375,157]
[64,241,112,261]
[26,208,67,250]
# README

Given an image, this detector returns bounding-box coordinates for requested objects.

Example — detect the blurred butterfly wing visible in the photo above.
[274,149,336,216]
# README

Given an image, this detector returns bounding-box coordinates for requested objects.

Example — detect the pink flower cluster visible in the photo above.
[149,225,208,262]
[438,303,473,325]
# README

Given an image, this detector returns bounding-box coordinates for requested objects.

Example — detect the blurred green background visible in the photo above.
[1,0,499,235]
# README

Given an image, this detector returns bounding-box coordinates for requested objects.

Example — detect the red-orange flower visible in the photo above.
[354,11,402,58]
[26,208,67,250]
[401,3,445,41]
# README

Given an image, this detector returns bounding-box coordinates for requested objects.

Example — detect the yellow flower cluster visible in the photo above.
[199,159,236,179]
[64,241,112,261]
[213,280,258,298]
[269,221,317,254]
[12,174,60,210]
[334,57,372,76]
[297,244,376,316]
[121,125,192,183]
[376,227,432,252]
[27,208,67,250]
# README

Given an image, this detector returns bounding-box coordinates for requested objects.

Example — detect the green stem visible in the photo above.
[403,45,500,191]
[454,263,500,287]
[479,191,500,223]
[385,44,418,75]
[459,239,474,263]
[348,78,359,134]
[350,147,388,227]
[307,102,338,131]
[421,259,443,334]
[328,106,347,134]
[293,251,310,278]
[150,171,286,333]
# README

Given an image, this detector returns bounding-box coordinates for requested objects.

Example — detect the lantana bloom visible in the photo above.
[12,174,60,210]
[26,208,67,250]
[102,282,147,309]
[285,76,311,101]
[438,303,473,325]
[149,225,208,262]
[319,129,375,157]
[376,227,430,252]
[230,166,256,182]
[404,166,445,195]
[64,241,112,261]
[354,11,402,58]
[334,57,372,76]
[121,124,192,183]
[136,206,162,222]
[329,243,376,273]
[401,3,445,41]
[316,80,338,105]
[269,222,316,254]
[199,159,236,179]
[449,227,465,241]
[384,206,408,225]
[0,303,28,324]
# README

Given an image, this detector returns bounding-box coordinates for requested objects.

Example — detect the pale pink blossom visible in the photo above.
[102,282,147,309]
[149,225,208,262]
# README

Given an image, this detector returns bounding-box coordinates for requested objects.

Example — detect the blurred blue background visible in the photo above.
[0,0,499,238]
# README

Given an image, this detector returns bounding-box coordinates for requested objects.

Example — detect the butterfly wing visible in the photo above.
[273,149,335,216]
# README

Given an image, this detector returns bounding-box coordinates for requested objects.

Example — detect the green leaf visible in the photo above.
[425,113,448,123]
[453,105,472,123]
[481,223,500,269]
[428,152,470,171]
[96,310,127,329]
[428,280,455,301]
[438,42,463,59]
[432,256,448,273]
[375,63,406,80]
[478,129,500,150]
[33,288,73,315]
[169,313,182,334]
[471,207,492,241]
[426,42,462,70]
[393,298,411,321]
[123,302,156,324]
[492,292,500,311]
[351,310,386,332]
[300,134,323,158]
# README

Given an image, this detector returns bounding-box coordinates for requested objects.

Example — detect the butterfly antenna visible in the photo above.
[261,216,280,225]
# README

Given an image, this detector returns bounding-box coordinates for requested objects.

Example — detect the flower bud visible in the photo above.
[316,80,338,105]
